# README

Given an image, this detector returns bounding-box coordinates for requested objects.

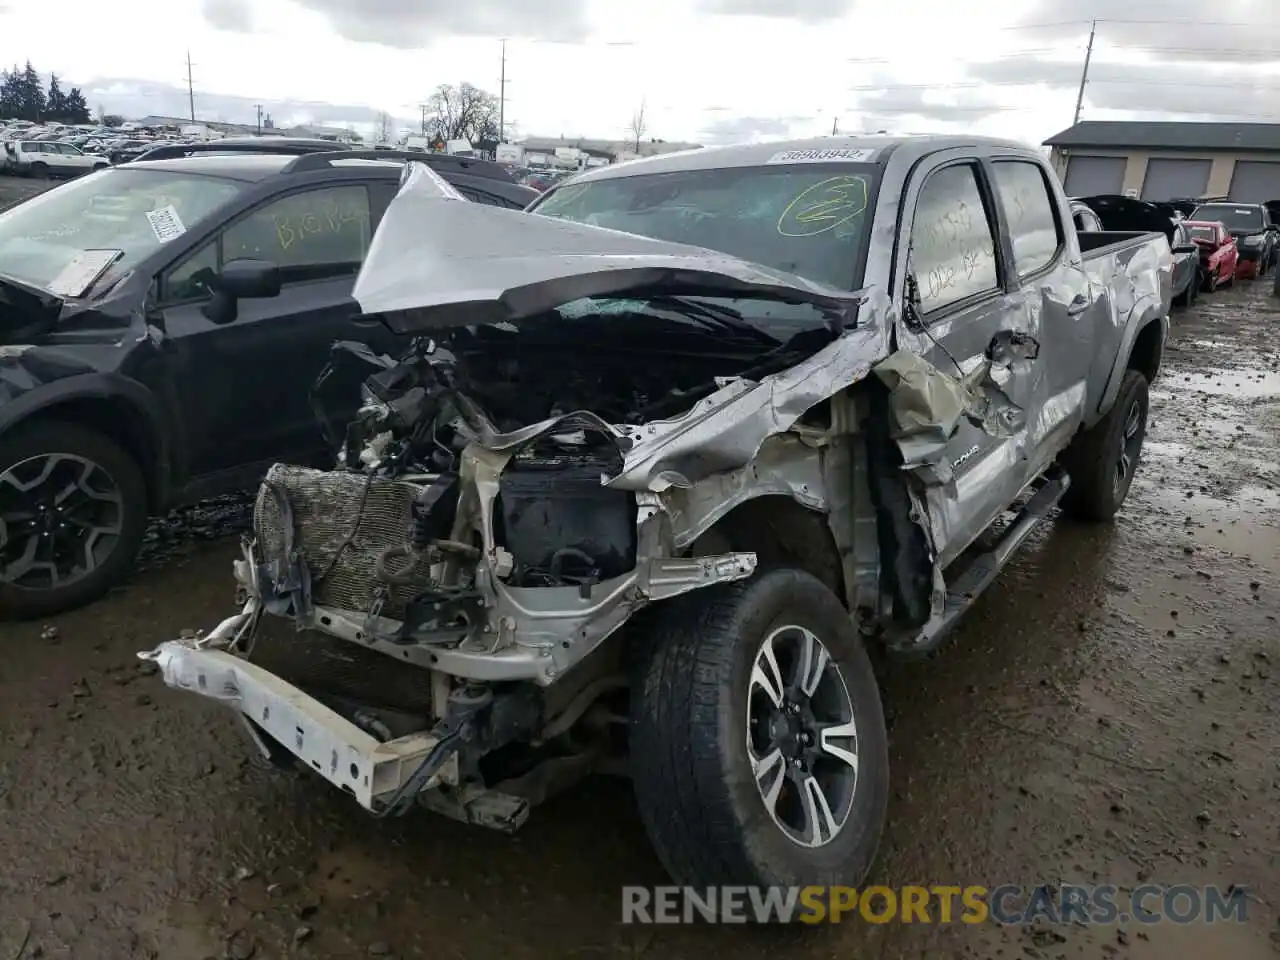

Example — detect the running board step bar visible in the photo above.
[888,465,1070,659]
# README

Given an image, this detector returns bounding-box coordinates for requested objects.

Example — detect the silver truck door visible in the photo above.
[986,156,1094,477]
[890,155,1044,566]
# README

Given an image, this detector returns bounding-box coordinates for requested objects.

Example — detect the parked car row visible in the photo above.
[1070,194,1279,306]
[1,118,362,179]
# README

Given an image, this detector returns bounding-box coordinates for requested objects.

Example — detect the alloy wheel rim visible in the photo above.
[0,453,125,590]
[1114,398,1145,501]
[746,624,859,849]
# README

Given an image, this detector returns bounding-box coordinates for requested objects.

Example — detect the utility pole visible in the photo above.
[254,104,264,134]
[831,116,839,136]
[419,102,428,134]
[498,38,508,143]
[186,50,196,122]
[1072,20,1096,126]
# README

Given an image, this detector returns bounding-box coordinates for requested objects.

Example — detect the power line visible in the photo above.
[1073,19,1096,125]
[184,50,195,123]
[498,38,509,142]
[848,76,1280,92]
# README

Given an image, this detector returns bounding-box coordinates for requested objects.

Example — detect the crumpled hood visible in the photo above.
[351,162,863,332]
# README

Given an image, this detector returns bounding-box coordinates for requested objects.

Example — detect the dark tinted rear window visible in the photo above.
[1191,205,1263,230]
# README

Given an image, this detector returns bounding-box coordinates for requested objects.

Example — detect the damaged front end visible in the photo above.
[141,161,898,825]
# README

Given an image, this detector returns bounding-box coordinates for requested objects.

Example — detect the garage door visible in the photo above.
[1063,155,1126,196]
[1141,158,1212,201]
[1228,160,1280,202]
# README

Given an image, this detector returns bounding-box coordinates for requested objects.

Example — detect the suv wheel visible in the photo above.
[629,568,889,890]
[0,422,148,619]
[28,161,49,179]
[1059,370,1149,521]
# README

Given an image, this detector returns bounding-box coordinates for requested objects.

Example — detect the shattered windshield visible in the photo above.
[1190,205,1263,232]
[0,167,245,293]
[532,163,879,291]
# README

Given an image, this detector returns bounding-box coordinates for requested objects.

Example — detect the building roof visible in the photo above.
[1044,121,1280,152]
[519,136,703,159]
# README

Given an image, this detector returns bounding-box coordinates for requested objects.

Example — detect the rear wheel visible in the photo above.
[629,569,889,890]
[0,422,149,619]
[1059,370,1149,522]
[28,161,48,179]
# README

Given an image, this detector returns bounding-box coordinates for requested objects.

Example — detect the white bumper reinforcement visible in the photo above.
[140,638,451,811]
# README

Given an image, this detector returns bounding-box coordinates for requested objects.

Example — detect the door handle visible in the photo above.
[1066,294,1089,316]
[987,329,1040,362]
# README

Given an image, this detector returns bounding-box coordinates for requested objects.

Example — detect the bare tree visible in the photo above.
[629,98,648,153]
[426,82,500,143]
[376,111,393,144]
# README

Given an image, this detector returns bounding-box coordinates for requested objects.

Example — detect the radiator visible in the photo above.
[253,463,425,617]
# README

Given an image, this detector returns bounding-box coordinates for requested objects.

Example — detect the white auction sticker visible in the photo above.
[766,147,876,164]
[145,204,187,243]
[46,249,124,298]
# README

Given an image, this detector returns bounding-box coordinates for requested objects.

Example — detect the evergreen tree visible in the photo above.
[47,74,66,119]
[19,60,45,120]
[64,87,90,123]
[0,67,17,119]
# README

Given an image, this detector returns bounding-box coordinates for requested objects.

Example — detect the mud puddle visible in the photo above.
[1,282,1278,959]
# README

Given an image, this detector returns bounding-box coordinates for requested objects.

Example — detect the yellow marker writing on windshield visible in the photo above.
[777,175,868,237]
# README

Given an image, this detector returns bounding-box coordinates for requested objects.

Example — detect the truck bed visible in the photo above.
[1078,230,1165,257]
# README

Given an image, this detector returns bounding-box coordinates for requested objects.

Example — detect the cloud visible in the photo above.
[201,0,254,32]
[697,0,854,20]
[967,54,1280,119]
[275,0,591,47]
[698,114,812,143]
[851,87,1009,127]
[77,76,413,132]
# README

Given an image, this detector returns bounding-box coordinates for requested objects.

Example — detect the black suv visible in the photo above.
[1187,200,1279,272]
[0,148,538,617]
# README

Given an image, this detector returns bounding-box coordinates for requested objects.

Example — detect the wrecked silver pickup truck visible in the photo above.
[141,136,1172,890]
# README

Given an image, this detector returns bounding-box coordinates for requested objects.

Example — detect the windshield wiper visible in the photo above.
[632,295,783,346]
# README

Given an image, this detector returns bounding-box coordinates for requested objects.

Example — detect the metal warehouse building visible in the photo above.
[1044,121,1280,202]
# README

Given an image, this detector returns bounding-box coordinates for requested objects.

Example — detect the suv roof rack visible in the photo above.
[283,149,517,182]
[133,138,352,162]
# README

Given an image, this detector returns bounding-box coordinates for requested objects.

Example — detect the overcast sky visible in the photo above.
[2,0,1278,144]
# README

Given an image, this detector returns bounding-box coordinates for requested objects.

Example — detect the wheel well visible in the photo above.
[1127,320,1163,383]
[691,496,846,605]
[9,399,162,509]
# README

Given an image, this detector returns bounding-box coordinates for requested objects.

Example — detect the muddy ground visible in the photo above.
[0,175,51,211]
[1,201,1278,958]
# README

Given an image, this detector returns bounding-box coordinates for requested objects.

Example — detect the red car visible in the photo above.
[1184,220,1239,292]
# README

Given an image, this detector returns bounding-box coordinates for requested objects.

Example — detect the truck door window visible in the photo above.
[222,185,372,279]
[991,160,1061,278]
[909,163,999,314]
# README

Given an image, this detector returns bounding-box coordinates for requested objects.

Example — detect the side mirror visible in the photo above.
[201,258,281,324]
[1268,224,1280,233]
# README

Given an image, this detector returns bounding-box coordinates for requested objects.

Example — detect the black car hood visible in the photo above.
[1076,195,1176,241]
[352,162,862,334]
[0,272,64,340]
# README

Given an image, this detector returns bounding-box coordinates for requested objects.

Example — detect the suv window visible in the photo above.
[224,185,371,268]
[162,185,372,302]
[992,161,1060,277]
[909,163,999,314]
